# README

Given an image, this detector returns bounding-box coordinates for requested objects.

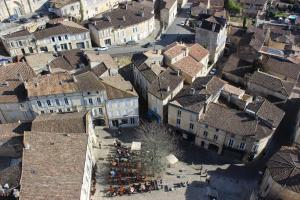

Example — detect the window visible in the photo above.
[176,118,181,125]
[41,111,44,114]
[40,46,48,52]
[203,131,208,137]
[58,109,62,113]
[216,128,219,132]
[51,37,55,42]
[252,144,259,152]
[46,100,51,106]
[122,119,128,124]
[10,42,15,47]
[64,98,69,105]
[239,142,246,150]
[18,41,22,46]
[37,100,42,107]
[50,110,53,113]
[67,108,71,112]
[97,97,101,103]
[98,108,103,114]
[58,36,62,41]
[55,99,60,106]
[177,110,181,117]
[89,98,93,105]
[71,6,74,10]
[213,135,218,141]
[130,117,135,124]
[189,123,194,130]
[65,35,68,40]
[205,124,208,128]
[87,92,90,95]
[29,47,33,53]
[228,139,234,147]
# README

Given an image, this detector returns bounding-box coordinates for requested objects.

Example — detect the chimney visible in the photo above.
[46,64,52,73]
[167,86,170,92]
[125,4,128,10]
[203,102,207,113]
[176,70,181,76]
[122,16,126,21]
[191,88,195,95]
[17,73,24,82]
[212,23,216,32]
[73,75,77,82]
[94,21,97,26]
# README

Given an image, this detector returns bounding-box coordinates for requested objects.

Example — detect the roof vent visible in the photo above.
[191,88,195,95]
[122,16,126,21]
[50,142,55,145]
[64,133,71,137]
[0,82,8,87]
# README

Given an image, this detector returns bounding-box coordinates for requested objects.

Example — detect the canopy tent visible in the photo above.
[131,141,141,151]
[166,154,178,165]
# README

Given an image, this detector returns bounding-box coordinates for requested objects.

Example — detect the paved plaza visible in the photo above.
[90,127,258,200]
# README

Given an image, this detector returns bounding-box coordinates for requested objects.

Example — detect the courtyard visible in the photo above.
[90,127,260,200]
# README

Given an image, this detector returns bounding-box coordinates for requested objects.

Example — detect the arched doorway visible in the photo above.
[208,143,219,153]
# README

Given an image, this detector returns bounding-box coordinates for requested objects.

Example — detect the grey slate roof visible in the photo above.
[137,63,159,83]
[197,14,226,33]
[148,68,184,100]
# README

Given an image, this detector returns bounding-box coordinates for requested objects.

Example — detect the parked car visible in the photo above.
[142,42,152,48]
[31,14,40,19]
[209,68,217,75]
[19,18,30,23]
[3,15,18,23]
[95,46,108,51]
[126,40,138,45]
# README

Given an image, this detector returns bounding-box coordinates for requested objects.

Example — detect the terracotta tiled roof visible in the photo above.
[267,146,300,194]
[34,21,88,40]
[173,56,204,77]
[31,111,87,134]
[89,2,154,30]
[20,131,88,200]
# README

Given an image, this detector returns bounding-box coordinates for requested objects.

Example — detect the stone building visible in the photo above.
[0,0,48,21]
[168,76,225,140]
[0,62,36,123]
[88,1,155,46]
[195,14,227,63]
[148,68,184,123]
[160,0,177,29]
[2,21,91,57]
[196,95,284,161]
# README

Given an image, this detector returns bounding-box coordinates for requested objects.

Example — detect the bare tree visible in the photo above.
[137,122,181,176]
